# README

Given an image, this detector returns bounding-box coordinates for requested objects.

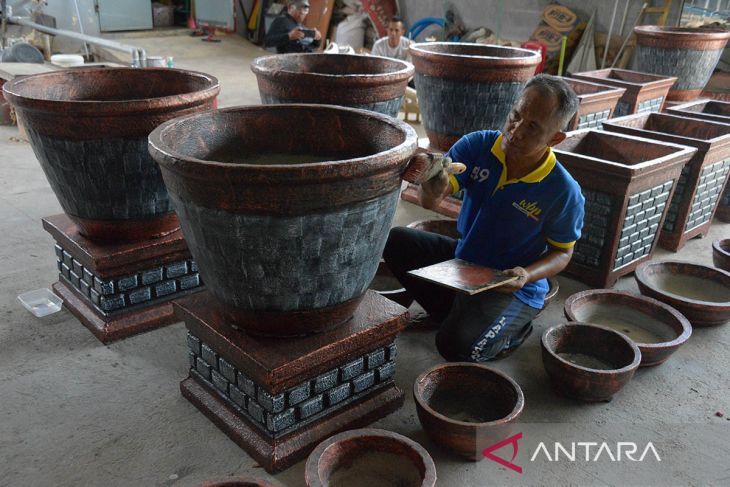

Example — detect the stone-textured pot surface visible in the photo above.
[572,68,677,117]
[561,77,625,130]
[2,68,220,242]
[633,26,730,101]
[414,362,523,460]
[635,260,730,327]
[304,428,437,487]
[564,289,692,367]
[554,129,695,288]
[602,112,730,251]
[410,42,540,151]
[251,53,413,118]
[149,104,418,336]
[712,239,730,272]
[541,323,641,402]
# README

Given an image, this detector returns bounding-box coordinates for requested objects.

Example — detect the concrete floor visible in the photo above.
[1,33,729,487]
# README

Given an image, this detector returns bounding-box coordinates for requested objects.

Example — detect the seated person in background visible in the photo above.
[264,0,322,53]
[371,17,410,61]
[384,75,584,362]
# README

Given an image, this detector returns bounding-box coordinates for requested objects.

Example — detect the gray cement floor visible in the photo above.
[1,33,729,487]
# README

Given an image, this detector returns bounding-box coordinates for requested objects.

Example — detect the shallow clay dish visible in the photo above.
[635,261,730,327]
[196,478,280,487]
[413,362,524,460]
[305,428,436,487]
[541,323,641,402]
[712,239,730,272]
[564,289,691,366]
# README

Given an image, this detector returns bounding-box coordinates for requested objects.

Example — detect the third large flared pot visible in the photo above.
[2,68,220,242]
[633,26,730,101]
[149,104,418,337]
[410,42,540,151]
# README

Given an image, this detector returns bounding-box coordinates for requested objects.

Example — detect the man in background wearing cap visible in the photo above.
[265,0,322,53]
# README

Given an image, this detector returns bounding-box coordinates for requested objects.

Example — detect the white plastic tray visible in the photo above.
[17,288,63,317]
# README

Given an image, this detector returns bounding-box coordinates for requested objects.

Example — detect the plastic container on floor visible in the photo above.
[18,288,63,317]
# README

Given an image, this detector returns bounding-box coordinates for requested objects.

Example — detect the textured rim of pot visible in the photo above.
[148,103,418,174]
[541,322,642,374]
[304,427,437,487]
[563,289,692,350]
[635,260,730,308]
[634,25,730,41]
[410,42,541,66]
[250,53,414,83]
[2,67,220,115]
[413,362,525,428]
[713,238,730,259]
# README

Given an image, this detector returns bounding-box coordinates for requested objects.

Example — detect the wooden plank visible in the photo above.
[408,258,518,295]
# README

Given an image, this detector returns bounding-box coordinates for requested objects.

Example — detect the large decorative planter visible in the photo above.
[2,68,220,242]
[633,26,730,102]
[561,77,625,131]
[572,68,677,117]
[554,130,695,288]
[603,112,730,251]
[410,42,541,151]
[250,53,413,118]
[666,100,730,221]
[149,104,418,337]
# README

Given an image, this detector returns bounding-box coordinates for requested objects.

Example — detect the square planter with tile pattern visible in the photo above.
[603,112,730,251]
[554,130,696,287]
[572,68,677,117]
[561,77,626,131]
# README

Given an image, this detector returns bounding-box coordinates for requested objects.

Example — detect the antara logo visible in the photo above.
[482,433,661,474]
[512,199,542,221]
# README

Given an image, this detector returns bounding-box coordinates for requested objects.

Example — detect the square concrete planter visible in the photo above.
[561,77,626,131]
[603,112,730,251]
[572,69,677,118]
[554,130,695,287]
[667,100,730,222]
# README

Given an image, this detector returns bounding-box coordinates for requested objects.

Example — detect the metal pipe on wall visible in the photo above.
[8,14,146,65]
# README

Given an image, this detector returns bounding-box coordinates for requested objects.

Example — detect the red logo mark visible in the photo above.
[482,432,523,474]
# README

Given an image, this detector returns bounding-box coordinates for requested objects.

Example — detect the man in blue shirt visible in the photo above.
[384,74,584,361]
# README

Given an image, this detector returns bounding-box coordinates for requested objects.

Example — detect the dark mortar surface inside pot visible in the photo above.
[557,352,615,370]
[328,451,423,487]
[649,274,730,302]
[426,384,515,423]
[205,152,336,165]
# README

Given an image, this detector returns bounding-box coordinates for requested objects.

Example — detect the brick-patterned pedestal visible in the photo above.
[554,130,695,288]
[176,290,408,473]
[603,112,730,251]
[572,69,677,117]
[43,214,203,343]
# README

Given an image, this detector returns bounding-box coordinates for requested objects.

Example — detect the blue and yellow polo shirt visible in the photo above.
[447,130,585,309]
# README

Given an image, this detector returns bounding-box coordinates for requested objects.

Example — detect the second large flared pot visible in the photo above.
[410,42,541,151]
[633,26,730,101]
[251,53,413,118]
[149,104,418,337]
[2,68,220,242]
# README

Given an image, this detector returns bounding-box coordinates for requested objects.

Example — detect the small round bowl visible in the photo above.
[564,290,691,366]
[197,478,279,487]
[413,363,524,461]
[305,428,436,487]
[537,277,560,317]
[370,260,410,307]
[635,260,730,327]
[712,239,730,272]
[541,323,641,402]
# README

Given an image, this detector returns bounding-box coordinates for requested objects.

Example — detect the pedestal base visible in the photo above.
[175,290,409,473]
[42,214,203,343]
